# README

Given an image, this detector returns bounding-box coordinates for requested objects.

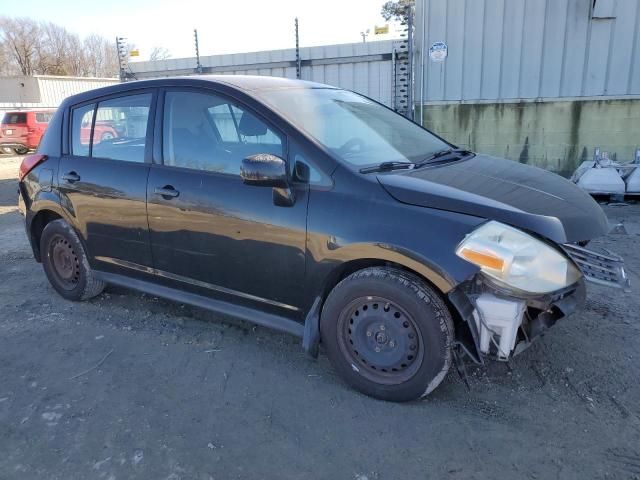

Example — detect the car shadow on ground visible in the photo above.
[0,178,18,207]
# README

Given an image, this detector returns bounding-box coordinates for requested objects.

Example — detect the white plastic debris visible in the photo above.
[474,294,526,360]
[625,167,640,193]
[577,167,626,194]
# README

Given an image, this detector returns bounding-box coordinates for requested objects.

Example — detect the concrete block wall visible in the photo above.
[421,98,640,176]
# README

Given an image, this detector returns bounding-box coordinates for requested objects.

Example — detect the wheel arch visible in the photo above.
[302,253,460,358]
[319,258,449,309]
[29,209,64,261]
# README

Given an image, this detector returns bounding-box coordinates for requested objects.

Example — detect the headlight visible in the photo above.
[456,221,582,294]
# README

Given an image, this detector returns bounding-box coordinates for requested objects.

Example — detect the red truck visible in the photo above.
[1,109,120,155]
[0,110,56,155]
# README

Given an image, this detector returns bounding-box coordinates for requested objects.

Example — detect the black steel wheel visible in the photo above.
[48,234,81,290]
[337,296,424,385]
[40,219,105,301]
[321,267,454,402]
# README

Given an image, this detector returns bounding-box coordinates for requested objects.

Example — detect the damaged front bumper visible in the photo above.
[449,242,626,364]
[449,278,586,364]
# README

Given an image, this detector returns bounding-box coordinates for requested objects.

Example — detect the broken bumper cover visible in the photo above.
[448,279,586,364]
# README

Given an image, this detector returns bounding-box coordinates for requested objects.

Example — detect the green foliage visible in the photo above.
[380,0,415,25]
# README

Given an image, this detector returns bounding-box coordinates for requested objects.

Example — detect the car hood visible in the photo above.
[377,154,609,244]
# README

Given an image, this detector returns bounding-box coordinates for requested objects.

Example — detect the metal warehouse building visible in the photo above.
[414,0,640,174]
[129,0,639,175]
[0,75,117,112]
[130,40,402,110]
[3,0,635,175]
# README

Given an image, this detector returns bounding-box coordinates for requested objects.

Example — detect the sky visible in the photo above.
[7,0,402,61]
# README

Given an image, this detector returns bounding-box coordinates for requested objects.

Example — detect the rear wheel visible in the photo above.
[14,147,29,155]
[320,267,454,402]
[40,219,105,301]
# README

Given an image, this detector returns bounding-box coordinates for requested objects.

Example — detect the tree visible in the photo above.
[149,46,171,61]
[0,16,40,75]
[381,0,414,25]
[39,22,86,75]
[0,16,119,77]
[84,34,119,77]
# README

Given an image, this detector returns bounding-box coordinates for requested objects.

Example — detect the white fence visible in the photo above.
[129,40,397,107]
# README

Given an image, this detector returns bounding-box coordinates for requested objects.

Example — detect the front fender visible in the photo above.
[313,240,458,294]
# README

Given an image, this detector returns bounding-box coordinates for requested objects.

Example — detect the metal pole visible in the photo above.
[419,0,426,126]
[194,29,203,74]
[392,48,397,111]
[116,37,126,82]
[406,5,414,121]
[295,18,301,79]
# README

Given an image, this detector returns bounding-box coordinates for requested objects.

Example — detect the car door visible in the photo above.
[58,91,156,273]
[146,88,308,314]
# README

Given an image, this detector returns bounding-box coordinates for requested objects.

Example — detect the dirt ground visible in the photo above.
[0,154,639,480]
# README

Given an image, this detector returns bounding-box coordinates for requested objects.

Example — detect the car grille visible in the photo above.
[562,243,630,290]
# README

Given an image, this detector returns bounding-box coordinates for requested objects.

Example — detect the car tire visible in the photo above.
[40,219,105,301]
[320,267,454,402]
[101,132,114,141]
[14,147,29,155]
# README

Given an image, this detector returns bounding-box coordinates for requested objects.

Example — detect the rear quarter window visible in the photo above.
[71,103,96,157]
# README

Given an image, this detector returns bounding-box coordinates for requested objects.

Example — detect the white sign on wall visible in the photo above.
[429,42,448,62]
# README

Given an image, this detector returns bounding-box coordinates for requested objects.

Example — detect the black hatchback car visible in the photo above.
[18,76,627,402]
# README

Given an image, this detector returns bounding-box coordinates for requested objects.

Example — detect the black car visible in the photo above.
[18,76,627,402]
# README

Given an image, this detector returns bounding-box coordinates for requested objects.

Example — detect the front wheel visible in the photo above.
[320,267,454,402]
[40,219,105,301]
[14,147,29,155]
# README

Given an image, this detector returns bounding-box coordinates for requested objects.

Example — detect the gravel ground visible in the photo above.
[0,154,639,480]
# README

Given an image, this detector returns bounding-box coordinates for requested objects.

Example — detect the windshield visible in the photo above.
[258,88,450,167]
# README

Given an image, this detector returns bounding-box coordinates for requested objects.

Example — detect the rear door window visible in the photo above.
[2,113,27,124]
[91,93,152,163]
[163,90,283,175]
[71,103,95,157]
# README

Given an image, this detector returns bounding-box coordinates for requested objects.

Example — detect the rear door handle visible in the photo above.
[154,185,180,199]
[62,171,81,183]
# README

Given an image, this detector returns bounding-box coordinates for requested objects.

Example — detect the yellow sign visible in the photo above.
[129,49,140,57]
[374,25,389,35]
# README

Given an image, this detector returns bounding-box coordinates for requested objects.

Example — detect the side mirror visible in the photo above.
[241,154,288,188]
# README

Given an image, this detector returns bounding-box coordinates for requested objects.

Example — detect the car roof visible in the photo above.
[62,75,337,106]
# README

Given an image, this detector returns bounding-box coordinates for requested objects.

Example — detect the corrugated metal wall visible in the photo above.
[0,76,117,111]
[36,76,117,106]
[415,0,640,103]
[130,41,396,106]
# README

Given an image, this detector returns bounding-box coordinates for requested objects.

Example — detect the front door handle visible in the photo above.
[154,185,180,199]
[62,171,81,183]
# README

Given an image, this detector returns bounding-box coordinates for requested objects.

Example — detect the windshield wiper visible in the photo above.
[415,148,474,168]
[359,161,415,174]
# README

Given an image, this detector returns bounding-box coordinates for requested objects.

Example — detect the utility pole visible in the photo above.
[116,37,128,82]
[294,18,301,79]
[406,5,414,121]
[194,29,203,74]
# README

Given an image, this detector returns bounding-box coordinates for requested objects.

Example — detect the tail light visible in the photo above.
[18,154,47,181]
